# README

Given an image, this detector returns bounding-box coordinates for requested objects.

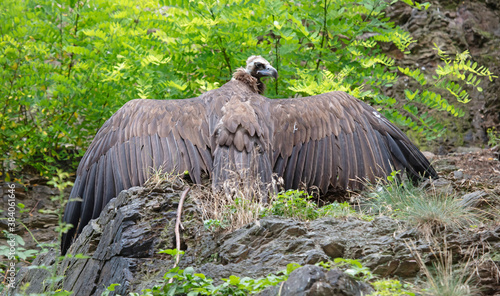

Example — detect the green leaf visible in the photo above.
[286,263,301,275]
[228,275,241,285]
[106,283,121,292]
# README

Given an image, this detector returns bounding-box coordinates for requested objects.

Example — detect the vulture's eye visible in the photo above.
[254,62,264,69]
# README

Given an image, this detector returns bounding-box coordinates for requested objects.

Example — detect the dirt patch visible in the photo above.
[433,147,500,191]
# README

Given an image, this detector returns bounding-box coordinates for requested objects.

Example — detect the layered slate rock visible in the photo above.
[12,182,500,295]
[13,184,426,295]
[257,265,373,296]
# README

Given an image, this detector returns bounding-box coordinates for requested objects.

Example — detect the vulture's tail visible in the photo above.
[211,95,274,201]
[212,144,274,201]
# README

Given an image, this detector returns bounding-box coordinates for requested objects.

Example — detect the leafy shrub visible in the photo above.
[369,279,415,296]
[320,258,416,295]
[487,127,500,147]
[2,171,78,295]
[131,251,301,296]
[261,189,359,221]
[331,258,374,281]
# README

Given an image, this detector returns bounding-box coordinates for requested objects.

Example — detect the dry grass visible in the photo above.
[408,240,481,296]
[191,187,265,232]
[143,162,275,232]
[191,167,275,232]
[144,164,188,191]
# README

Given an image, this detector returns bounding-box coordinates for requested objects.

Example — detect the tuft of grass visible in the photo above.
[191,171,268,232]
[409,241,480,296]
[193,163,279,232]
[364,180,483,236]
[144,165,188,191]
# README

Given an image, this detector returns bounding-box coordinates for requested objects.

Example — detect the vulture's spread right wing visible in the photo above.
[270,91,437,192]
[62,98,211,254]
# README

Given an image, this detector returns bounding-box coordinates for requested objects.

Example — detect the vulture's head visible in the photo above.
[233,55,277,94]
[245,55,278,80]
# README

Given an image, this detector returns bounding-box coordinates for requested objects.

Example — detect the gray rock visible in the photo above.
[453,170,464,179]
[259,265,374,296]
[13,183,476,295]
[421,178,454,195]
[281,265,325,295]
[459,190,487,207]
[456,147,483,154]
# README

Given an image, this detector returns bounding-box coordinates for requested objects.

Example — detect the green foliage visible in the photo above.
[101,283,121,296]
[369,279,415,296]
[2,0,493,176]
[159,248,185,255]
[132,259,301,296]
[262,189,358,221]
[9,170,76,295]
[320,259,416,295]
[386,170,401,183]
[333,258,374,281]
[203,219,225,231]
[0,231,38,262]
[398,45,497,141]
[487,127,500,147]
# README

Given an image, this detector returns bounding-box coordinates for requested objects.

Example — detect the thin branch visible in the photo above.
[316,0,330,70]
[217,36,233,74]
[59,3,64,75]
[207,6,232,74]
[67,11,80,78]
[273,15,280,96]
[168,186,191,284]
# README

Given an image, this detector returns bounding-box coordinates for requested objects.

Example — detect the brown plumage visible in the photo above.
[61,56,437,254]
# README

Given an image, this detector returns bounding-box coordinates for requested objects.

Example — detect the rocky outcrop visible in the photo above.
[12,183,429,295]
[257,265,374,296]
[12,178,500,295]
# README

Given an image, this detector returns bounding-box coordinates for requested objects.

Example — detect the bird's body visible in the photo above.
[62,56,437,254]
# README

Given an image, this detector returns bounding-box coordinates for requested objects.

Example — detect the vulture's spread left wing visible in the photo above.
[270,91,437,192]
[62,98,212,254]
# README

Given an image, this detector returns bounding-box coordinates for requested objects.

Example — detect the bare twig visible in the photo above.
[168,187,191,284]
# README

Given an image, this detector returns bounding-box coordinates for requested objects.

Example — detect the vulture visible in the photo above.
[61,55,437,254]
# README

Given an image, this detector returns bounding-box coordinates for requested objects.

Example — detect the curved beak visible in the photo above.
[257,65,278,79]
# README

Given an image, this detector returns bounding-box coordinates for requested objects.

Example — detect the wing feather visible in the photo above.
[292,141,308,188]
[110,146,125,193]
[135,137,145,185]
[128,138,139,185]
[305,140,318,188]
[78,164,96,235]
[284,142,302,189]
[352,130,365,190]
[104,152,116,206]
[337,132,349,189]
[312,138,326,191]
[270,91,437,193]
[62,98,212,255]
[93,157,105,217]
